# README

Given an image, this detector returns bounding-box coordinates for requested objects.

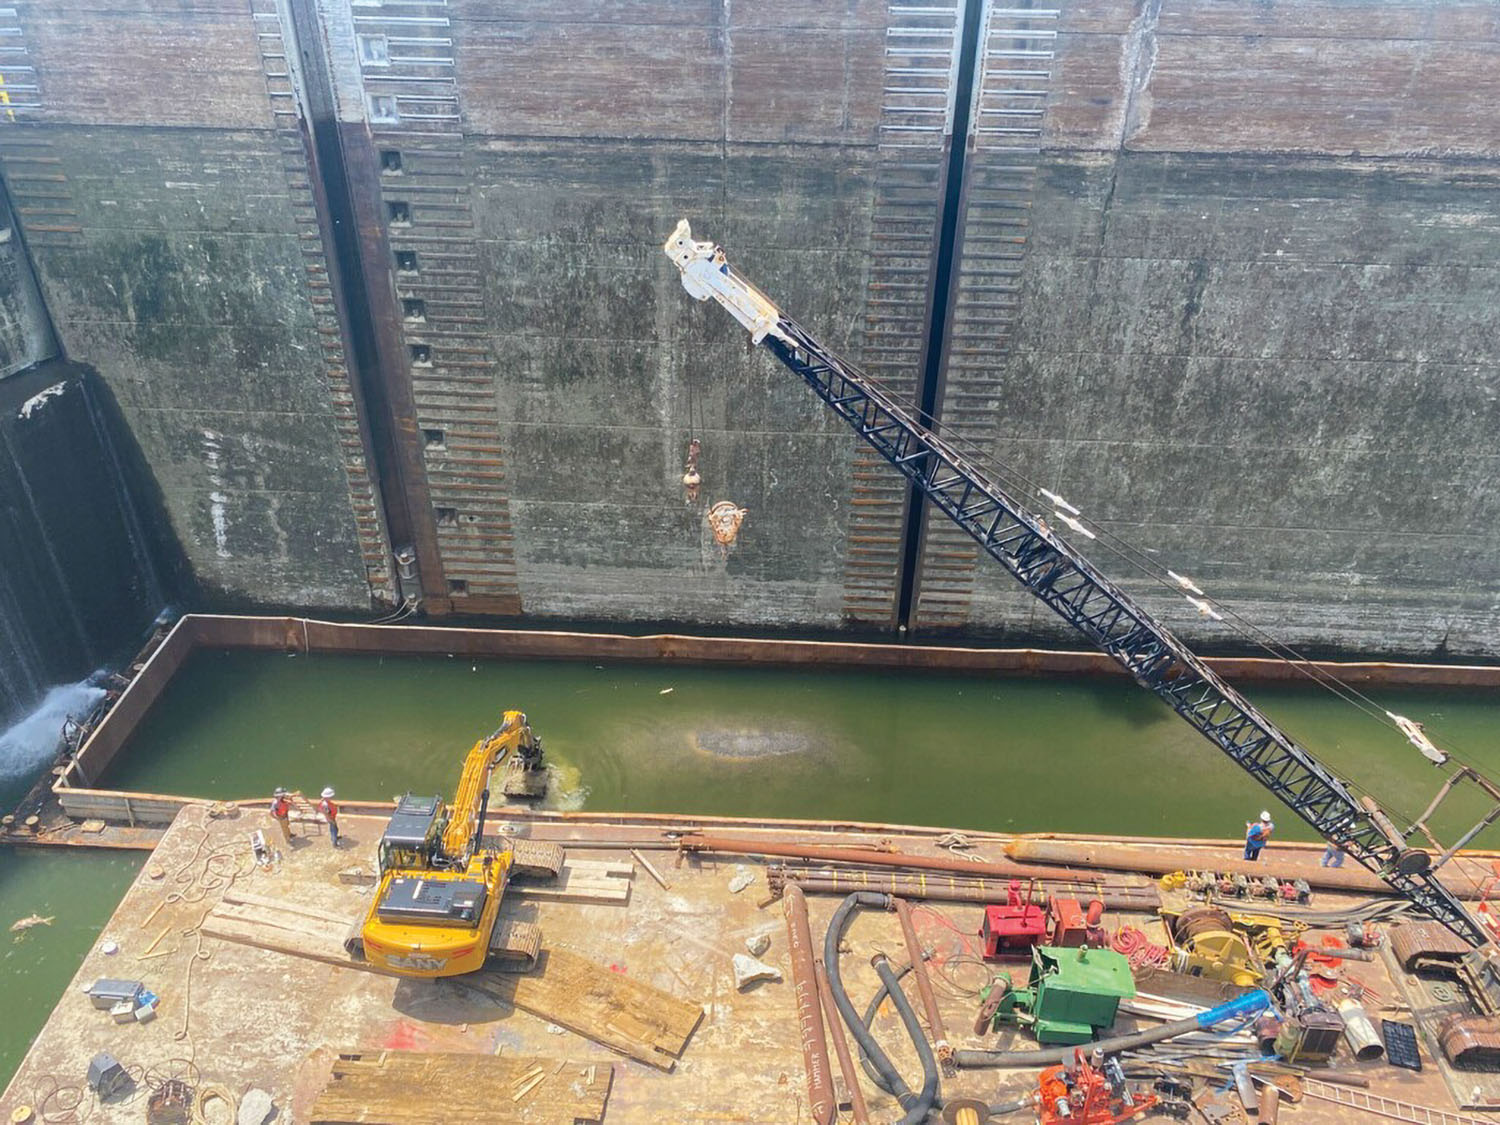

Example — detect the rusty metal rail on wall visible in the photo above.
[52,613,1500,825]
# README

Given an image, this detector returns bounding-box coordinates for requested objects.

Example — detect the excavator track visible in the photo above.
[509,839,566,881]
[488,919,542,971]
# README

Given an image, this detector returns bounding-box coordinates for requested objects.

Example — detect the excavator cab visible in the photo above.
[376,794,447,873]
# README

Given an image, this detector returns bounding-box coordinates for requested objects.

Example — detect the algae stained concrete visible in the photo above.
[0,0,392,613]
[914,0,1500,658]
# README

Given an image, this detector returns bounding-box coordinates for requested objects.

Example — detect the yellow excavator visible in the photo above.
[358,710,560,978]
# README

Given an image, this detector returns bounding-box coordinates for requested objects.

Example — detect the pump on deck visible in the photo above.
[978,944,1137,1045]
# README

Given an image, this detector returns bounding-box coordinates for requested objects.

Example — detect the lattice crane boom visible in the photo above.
[664,219,1486,945]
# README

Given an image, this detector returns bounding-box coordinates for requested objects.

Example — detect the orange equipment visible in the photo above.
[1037,1050,1158,1125]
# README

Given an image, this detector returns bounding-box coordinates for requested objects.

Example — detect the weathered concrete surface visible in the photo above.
[0,0,391,612]
[913,0,1500,658]
[3,0,1498,657]
[0,185,57,378]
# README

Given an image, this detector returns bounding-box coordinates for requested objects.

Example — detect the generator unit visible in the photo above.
[978,944,1137,1045]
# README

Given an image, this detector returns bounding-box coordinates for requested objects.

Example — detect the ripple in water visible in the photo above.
[694,729,818,760]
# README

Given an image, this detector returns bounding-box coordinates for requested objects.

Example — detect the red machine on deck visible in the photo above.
[981,880,1047,959]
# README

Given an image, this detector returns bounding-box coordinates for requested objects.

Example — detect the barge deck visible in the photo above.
[4,804,1494,1124]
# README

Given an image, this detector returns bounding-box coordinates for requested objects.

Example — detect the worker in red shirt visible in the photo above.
[269,787,292,844]
[319,787,341,848]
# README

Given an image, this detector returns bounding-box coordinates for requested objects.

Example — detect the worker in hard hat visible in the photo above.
[269,787,293,844]
[318,786,341,848]
[1243,811,1274,861]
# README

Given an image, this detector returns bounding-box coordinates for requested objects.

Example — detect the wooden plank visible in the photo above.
[309,1051,612,1124]
[221,889,358,928]
[200,913,380,973]
[467,948,703,1071]
[511,860,633,905]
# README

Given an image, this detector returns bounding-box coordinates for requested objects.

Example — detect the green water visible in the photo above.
[105,649,1500,846]
[0,851,144,1091]
[3,648,1499,1092]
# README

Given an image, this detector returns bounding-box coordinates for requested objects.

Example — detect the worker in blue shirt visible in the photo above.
[1244,811,1274,860]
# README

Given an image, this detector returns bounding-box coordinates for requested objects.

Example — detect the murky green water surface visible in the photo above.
[4,648,1499,1090]
[107,650,1500,844]
[0,851,143,1092]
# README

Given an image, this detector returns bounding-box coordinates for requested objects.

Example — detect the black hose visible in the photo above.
[873,954,939,1125]
[857,960,912,1090]
[952,1013,1205,1069]
[823,893,915,1106]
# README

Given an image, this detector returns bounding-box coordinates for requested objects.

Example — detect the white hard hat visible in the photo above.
[1260,811,1272,822]
[321,787,336,799]
[273,787,288,797]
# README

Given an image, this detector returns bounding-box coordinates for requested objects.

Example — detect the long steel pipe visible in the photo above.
[815,956,871,1125]
[1006,839,1398,895]
[894,897,950,1066]
[782,884,836,1125]
[770,868,1158,911]
[681,834,1112,882]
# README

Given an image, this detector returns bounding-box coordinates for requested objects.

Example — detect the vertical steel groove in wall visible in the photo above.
[911,0,1059,633]
[0,8,77,256]
[356,0,521,615]
[252,0,393,601]
[840,1,965,629]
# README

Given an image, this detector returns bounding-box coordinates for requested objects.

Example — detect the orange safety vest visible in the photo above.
[270,797,290,819]
[319,798,339,822]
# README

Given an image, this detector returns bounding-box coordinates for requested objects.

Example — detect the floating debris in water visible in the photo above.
[10,914,54,934]
[659,687,674,695]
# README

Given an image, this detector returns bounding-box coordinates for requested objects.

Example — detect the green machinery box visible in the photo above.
[990,944,1137,1045]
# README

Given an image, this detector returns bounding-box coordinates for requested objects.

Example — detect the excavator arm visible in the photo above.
[441,709,536,860]
[664,219,1486,945]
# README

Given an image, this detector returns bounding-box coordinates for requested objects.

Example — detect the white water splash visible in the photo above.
[539,763,589,812]
[0,679,105,784]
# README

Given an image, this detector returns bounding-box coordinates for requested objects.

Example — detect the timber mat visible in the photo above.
[200,897,704,1069]
[465,948,704,1071]
[310,1050,612,1124]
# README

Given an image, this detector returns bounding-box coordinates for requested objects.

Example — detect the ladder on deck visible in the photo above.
[1304,1079,1492,1125]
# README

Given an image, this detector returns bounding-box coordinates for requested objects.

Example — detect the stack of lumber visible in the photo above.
[511,858,634,905]
[309,1050,612,1124]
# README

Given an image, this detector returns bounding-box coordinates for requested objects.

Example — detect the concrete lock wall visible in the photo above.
[0,1,1497,658]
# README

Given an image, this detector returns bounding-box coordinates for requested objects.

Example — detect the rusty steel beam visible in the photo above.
[894,897,951,1068]
[1006,838,1399,896]
[679,834,1100,882]
[814,955,870,1125]
[782,884,836,1125]
[776,874,1157,913]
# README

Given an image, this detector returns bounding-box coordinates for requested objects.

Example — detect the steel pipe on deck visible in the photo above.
[782,885,836,1125]
[680,834,1119,883]
[1004,839,1472,897]
[768,867,1159,912]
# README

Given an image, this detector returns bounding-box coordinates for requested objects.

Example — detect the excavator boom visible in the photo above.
[664,219,1486,946]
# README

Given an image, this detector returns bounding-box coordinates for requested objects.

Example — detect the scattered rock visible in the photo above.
[732,954,781,991]
[238,1087,276,1125]
[746,932,772,958]
[546,1023,565,1035]
[727,866,754,895]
